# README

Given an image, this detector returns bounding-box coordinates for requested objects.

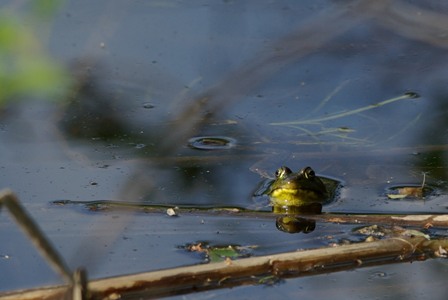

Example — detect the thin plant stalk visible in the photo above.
[271,93,418,126]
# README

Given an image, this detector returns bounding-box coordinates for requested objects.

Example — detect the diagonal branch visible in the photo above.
[1,235,446,300]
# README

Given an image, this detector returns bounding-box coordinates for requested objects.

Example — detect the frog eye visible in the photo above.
[275,166,292,178]
[303,167,315,179]
[275,169,282,178]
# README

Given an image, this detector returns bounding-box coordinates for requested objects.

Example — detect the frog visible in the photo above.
[265,166,335,208]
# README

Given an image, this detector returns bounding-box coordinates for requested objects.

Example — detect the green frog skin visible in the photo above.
[267,166,328,207]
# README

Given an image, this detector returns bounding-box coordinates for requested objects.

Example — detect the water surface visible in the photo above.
[1,1,448,299]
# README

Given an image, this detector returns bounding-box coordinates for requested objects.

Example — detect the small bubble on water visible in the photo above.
[188,136,236,150]
[368,271,391,280]
[143,102,155,109]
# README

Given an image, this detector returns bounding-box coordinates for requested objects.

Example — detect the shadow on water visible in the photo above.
[2,0,448,298]
[55,0,448,211]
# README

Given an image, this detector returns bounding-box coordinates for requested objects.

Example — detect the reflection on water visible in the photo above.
[48,0,448,214]
[60,66,129,139]
[276,216,316,234]
[42,0,447,216]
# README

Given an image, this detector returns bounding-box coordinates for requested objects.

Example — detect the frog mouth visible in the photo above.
[270,186,325,200]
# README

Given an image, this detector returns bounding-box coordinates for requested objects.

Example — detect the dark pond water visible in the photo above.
[1,1,448,299]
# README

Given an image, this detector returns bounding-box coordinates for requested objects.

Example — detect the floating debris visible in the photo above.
[134,143,146,149]
[386,173,434,200]
[387,185,434,200]
[387,187,424,199]
[353,225,389,237]
[182,242,254,263]
[258,275,284,286]
[353,224,430,240]
[166,207,178,217]
[434,246,447,258]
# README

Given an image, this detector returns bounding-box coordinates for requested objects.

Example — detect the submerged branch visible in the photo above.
[53,200,448,228]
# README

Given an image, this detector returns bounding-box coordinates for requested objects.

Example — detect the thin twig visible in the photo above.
[0,190,73,284]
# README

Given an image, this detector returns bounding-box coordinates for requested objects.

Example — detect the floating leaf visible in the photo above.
[387,193,409,200]
[387,187,424,199]
[399,229,430,240]
[208,246,240,263]
[386,173,431,200]
[183,242,254,263]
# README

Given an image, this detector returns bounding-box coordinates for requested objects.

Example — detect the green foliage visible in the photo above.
[0,6,70,106]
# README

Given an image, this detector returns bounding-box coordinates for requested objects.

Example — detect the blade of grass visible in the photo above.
[270,93,419,126]
[307,79,351,117]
